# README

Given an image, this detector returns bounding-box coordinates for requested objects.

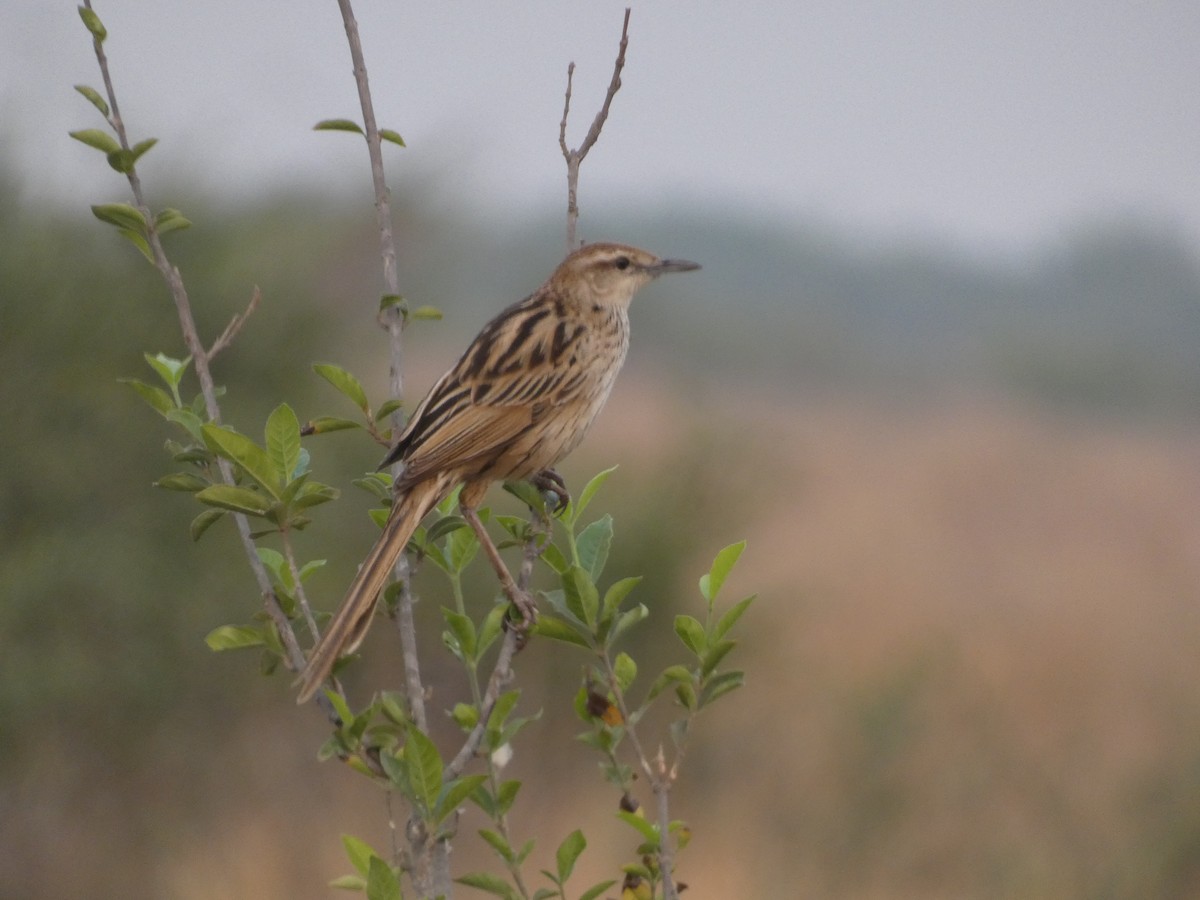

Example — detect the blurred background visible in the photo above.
[3,2,1200,897]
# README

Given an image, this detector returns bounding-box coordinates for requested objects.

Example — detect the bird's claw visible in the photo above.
[531,468,570,513]
[503,588,539,646]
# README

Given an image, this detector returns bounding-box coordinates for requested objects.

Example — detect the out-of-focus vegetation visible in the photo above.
[4,160,1200,897]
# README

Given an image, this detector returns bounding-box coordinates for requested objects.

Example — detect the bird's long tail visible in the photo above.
[296,474,453,703]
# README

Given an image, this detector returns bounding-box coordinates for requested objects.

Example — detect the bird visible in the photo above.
[296,242,700,702]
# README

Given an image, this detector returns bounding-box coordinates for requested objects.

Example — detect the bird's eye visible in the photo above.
[614,256,630,270]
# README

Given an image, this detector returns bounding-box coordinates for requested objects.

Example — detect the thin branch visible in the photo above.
[391,568,429,732]
[281,529,321,641]
[208,286,261,359]
[331,0,429,732]
[557,62,575,161]
[558,8,631,252]
[81,0,340,724]
[602,652,679,900]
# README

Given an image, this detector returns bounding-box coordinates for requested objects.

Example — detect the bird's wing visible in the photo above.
[384,291,589,483]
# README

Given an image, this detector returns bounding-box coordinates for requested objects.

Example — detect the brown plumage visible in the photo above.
[297,242,700,702]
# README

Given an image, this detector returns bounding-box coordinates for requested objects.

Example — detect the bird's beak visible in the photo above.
[649,257,701,276]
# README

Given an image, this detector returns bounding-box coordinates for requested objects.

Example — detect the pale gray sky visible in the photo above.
[4,1,1199,253]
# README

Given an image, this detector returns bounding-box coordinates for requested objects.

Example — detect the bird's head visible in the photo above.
[554,242,700,309]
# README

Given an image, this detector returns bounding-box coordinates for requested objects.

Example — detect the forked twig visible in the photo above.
[208,286,261,359]
[559,8,632,252]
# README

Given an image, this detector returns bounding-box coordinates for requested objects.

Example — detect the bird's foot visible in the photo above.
[503,586,539,646]
[530,468,570,514]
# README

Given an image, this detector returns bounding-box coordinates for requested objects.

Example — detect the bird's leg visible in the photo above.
[530,467,570,513]
[461,504,538,627]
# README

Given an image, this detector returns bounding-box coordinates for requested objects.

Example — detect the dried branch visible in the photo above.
[558,7,632,252]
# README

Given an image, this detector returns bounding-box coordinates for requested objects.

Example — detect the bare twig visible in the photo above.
[444,514,547,781]
[554,8,680,895]
[80,0,340,724]
[281,530,321,641]
[603,654,680,900]
[558,7,631,252]
[332,0,429,733]
[208,286,261,359]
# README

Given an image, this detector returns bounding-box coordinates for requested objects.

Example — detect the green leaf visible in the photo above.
[257,547,288,588]
[562,566,599,631]
[365,855,401,900]
[375,398,404,421]
[404,726,443,815]
[77,5,108,40]
[456,871,516,898]
[154,207,192,235]
[477,828,515,863]
[292,480,339,510]
[555,829,586,883]
[307,415,361,434]
[379,128,406,147]
[674,614,707,656]
[189,508,225,541]
[409,305,442,320]
[647,664,694,702]
[426,515,466,544]
[313,362,369,412]
[700,540,746,603]
[613,652,637,692]
[435,774,488,825]
[477,602,507,656]
[129,137,157,163]
[442,608,477,661]
[70,128,121,154]
[194,484,273,516]
[118,227,154,263]
[90,202,146,232]
[201,424,281,497]
[494,779,521,816]
[105,149,136,174]
[165,409,205,442]
[452,702,478,730]
[578,880,619,900]
[446,519,478,573]
[299,559,327,583]
[616,810,660,848]
[265,403,302,484]
[576,514,612,581]
[205,624,264,651]
[73,84,109,117]
[487,690,522,732]
[314,118,364,135]
[700,670,745,707]
[567,466,617,524]
[539,542,570,575]
[144,351,190,391]
[340,834,376,877]
[609,603,648,645]
[154,472,208,492]
[120,378,174,415]
[700,639,737,677]
[532,614,590,648]
[714,594,756,640]
[327,689,355,729]
[601,576,641,623]
[379,293,406,312]
[328,874,366,891]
